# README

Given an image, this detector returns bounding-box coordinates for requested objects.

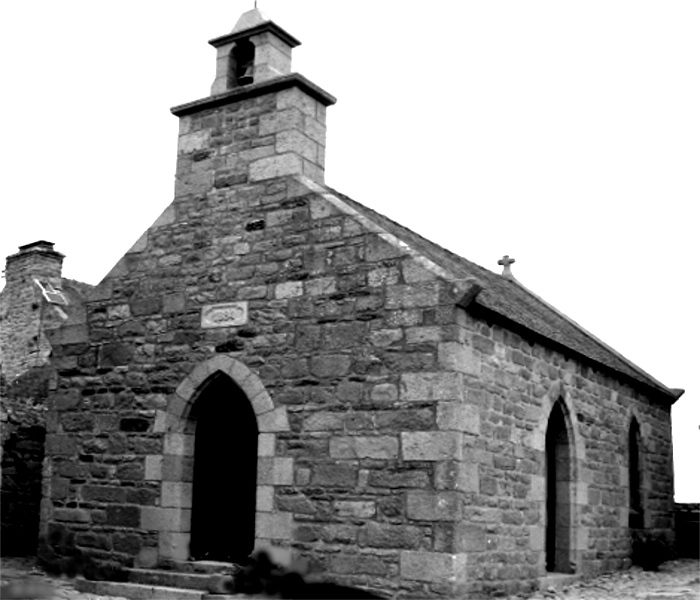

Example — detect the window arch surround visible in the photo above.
[533,382,587,575]
[545,399,575,572]
[154,355,293,563]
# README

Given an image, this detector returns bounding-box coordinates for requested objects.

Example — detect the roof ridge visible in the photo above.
[326,186,495,283]
[302,179,463,284]
[505,277,677,397]
[309,180,679,402]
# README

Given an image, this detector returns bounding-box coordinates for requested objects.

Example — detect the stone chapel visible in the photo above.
[0,8,684,598]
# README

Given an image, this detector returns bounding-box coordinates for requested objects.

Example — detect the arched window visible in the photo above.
[545,399,575,573]
[628,418,643,529]
[228,39,255,89]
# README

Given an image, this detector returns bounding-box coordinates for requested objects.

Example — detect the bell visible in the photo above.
[237,63,254,86]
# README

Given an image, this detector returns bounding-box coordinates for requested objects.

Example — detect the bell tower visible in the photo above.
[171,8,335,186]
[209,8,300,94]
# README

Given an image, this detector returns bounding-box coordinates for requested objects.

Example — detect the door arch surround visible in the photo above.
[155,355,292,563]
[189,373,258,560]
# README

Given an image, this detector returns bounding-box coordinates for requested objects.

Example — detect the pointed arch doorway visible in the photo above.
[189,373,258,562]
[545,400,574,573]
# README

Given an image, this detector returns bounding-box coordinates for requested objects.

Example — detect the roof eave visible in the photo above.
[208,22,301,49]
[669,388,685,403]
[171,73,336,117]
[466,301,679,405]
[506,277,675,392]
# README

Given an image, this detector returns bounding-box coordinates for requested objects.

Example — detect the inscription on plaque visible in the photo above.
[201,302,248,329]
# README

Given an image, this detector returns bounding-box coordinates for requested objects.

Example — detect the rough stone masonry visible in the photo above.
[33,8,681,598]
[1,241,93,556]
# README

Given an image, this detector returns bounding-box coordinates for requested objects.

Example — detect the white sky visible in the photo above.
[0,1,697,501]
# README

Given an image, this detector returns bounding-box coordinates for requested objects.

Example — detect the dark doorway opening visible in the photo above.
[1,425,46,556]
[545,400,574,573]
[190,374,258,562]
[628,419,643,529]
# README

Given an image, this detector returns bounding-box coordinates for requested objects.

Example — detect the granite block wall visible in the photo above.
[40,82,675,597]
[448,309,674,595]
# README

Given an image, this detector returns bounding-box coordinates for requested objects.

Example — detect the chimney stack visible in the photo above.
[4,241,64,286]
[1,241,65,382]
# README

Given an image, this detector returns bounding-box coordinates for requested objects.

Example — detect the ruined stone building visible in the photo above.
[0,241,92,554]
[0,8,684,597]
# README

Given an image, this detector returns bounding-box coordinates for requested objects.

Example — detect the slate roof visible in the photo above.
[328,187,680,403]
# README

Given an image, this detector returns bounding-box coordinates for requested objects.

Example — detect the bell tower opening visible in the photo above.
[228,39,255,88]
[545,400,574,573]
[189,373,258,562]
[208,8,302,96]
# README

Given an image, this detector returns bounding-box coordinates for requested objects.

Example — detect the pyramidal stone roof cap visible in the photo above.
[232,7,270,33]
[209,8,300,48]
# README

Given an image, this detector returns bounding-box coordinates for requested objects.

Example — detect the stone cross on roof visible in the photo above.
[498,255,515,279]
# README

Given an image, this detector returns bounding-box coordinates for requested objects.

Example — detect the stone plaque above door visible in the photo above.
[201,301,248,328]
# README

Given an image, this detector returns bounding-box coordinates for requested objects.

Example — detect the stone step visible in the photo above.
[127,568,227,592]
[76,578,207,600]
[165,560,237,574]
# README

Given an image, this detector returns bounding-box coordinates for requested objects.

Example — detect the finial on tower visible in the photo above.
[498,255,516,279]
